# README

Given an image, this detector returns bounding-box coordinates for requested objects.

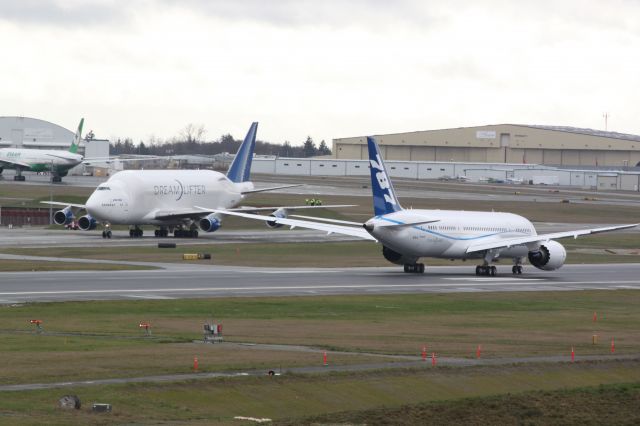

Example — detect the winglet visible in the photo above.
[68,118,84,154]
[226,122,258,183]
[367,136,402,216]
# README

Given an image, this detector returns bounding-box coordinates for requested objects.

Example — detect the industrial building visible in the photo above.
[0,116,109,163]
[333,124,640,168]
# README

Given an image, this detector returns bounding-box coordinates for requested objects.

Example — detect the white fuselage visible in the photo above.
[0,148,82,169]
[366,209,537,260]
[85,170,252,225]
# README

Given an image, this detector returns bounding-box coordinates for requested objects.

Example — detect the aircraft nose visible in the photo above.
[85,193,100,215]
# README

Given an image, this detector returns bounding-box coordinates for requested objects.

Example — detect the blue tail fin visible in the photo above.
[226,122,258,183]
[367,136,402,216]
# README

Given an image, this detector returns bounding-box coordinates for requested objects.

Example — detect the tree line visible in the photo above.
[110,124,331,158]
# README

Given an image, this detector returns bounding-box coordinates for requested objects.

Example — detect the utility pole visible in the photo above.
[603,112,610,131]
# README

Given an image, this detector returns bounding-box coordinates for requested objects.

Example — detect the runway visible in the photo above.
[1,262,639,304]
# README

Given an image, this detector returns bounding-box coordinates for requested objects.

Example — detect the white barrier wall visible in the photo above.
[248,157,639,190]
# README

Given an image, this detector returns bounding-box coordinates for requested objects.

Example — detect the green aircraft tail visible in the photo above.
[68,118,84,154]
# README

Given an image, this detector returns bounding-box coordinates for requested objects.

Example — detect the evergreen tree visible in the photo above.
[318,139,331,155]
[302,136,317,157]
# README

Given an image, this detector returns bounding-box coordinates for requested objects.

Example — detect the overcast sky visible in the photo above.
[1,0,639,145]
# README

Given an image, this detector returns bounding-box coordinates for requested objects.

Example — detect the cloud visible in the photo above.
[0,0,129,27]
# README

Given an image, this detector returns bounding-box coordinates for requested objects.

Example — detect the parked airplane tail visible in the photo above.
[367,136,402,216]
[227,122,258,183]
[68,118,84,154]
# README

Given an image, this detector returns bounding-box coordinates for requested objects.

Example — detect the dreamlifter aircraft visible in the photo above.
[44,122,349,238]
[210,136,637,276]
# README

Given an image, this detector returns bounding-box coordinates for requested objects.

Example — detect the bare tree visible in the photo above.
[179,123,207,143]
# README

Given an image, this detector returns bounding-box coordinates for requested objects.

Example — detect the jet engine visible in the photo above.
[77,214,97,231]
[266,208,287,228]
[527,240,566,271]
[199,214,222,233]
[382,246,418,265]
[53,206,74,225]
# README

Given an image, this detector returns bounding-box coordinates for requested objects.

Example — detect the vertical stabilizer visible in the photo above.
[226,122,258,183]
[68,118,84,154]
[367,136,402,216]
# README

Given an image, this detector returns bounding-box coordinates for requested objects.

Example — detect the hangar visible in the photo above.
[333,124,640,167]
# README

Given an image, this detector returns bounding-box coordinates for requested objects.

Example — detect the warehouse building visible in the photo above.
[333,124,640,167]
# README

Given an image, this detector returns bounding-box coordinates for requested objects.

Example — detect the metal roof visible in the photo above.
[519,125,640,143]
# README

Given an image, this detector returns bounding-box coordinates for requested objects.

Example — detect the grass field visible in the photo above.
[1,292,639,424]
[1,291,639,385]
[0,362,638,425]
[0,259,154,272]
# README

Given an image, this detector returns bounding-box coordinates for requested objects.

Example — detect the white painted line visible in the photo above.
[444,277,544,282]
[125,295,175,300]
[615,285,640,289]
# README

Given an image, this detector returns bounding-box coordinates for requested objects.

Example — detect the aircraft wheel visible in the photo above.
[102,231,107,239]
[512,265,517,274]
[129,229,134,238]
[517,265,522,274]
[476,265,481,276]
[418,263,425,274]
[490,266,497,276]
[106,230,112,239]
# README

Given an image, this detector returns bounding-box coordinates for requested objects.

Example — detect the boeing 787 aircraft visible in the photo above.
[211,136,637,275]
[44,122,350,238]
[0,119,85,182]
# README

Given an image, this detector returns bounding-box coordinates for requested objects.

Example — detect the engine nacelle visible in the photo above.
[53,206,74,225]
[77,215,97,231]
[266,208,287,229]
[382,246,418,265]
[528,240,566,271]
[199,214,222,233]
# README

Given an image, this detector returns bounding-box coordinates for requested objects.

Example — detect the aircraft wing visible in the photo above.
[225,204,356,212]
[0,158,32,169]
[209,209,377,241]
[240,184,302,194]
[40,201,87,209]
[466,224,638,253]
[82,156,162,164]
[152,209,211,221]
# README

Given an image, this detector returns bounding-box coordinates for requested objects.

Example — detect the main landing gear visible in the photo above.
[129,227,143,238]
[154,228,169,237]
[174,228,199,238]
[404,263,425,274]
[101,230,112,239]
[476,265,497,276]
[512,265,523,274]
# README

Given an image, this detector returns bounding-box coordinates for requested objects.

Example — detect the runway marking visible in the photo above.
[1,280,640,297]
[615,285,640,289]
[125,295,175,300]
[443,277,544,282]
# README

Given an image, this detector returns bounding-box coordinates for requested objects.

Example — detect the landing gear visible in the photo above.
[52,176,62,183]
[512,265,523,274]
[14,175,25,181]
[173,228,199,238]
[154,228,169,238]
[102,230,112,239]
[475,265,497,276]
[404,263,425,274]
[129,227,143,238]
